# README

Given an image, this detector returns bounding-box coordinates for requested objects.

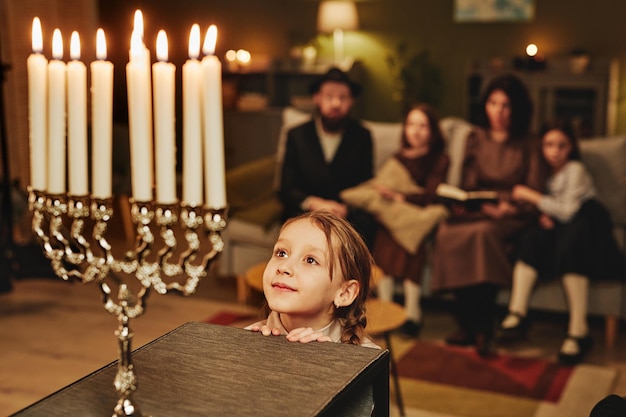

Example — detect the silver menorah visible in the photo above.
[28,188,227,416]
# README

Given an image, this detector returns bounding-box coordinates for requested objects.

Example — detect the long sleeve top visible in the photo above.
[538,160,596,223]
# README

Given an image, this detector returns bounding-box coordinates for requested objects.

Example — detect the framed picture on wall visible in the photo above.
[454,0,535,22]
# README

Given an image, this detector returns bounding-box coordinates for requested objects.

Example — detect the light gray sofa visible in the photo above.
[219,107,626,346]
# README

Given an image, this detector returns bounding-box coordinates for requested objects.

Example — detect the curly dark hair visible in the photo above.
[476,73,533,140]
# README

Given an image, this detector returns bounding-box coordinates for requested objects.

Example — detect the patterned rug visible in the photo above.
[397,341,572,402]
[393,340,618,417]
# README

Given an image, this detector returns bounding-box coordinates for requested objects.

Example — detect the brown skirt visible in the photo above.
[373,226,426,284]
[431,216,528,292]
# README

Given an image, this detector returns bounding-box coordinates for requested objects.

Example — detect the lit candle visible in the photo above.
[47,29,66,195]
[152,30,177,204]
[27,17,47,191]
[201,25,226,208]
[182,24,203,205]
[126,25,153,201]
[67,31,88,196]
[90,28,114,199]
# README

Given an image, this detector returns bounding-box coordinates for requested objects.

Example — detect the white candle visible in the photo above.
[126,29,153,201]
[47,29,66,195]
[27,17,47,191]
[67,31,88,196]
[182,24,203,205]
[90,28,114,199]
[201,25,226,208]
[152,30,177,204]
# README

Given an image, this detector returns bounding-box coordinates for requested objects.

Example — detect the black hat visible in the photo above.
[308,67,362,97]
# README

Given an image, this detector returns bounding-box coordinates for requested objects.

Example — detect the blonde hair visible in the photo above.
[282,211,373,345]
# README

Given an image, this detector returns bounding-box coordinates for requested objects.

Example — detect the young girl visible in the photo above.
[247,211,380,348]
[372,103,449,337]
[498,120,625,365]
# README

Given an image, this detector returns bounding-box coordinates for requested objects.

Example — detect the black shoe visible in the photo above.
[445,329,476,347]
[558,334,593,366]
[399,320,422,338]
[475,332,494,357]
[497,312,529,342]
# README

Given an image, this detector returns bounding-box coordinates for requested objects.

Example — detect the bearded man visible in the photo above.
[279,67,376,248]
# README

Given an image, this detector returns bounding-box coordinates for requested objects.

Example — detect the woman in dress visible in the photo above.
[431,74,543,355]
[372,103,450,337]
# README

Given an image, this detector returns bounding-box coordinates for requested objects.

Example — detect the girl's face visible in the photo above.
[263,218,345,330]
[404,109,431,150]
[542,128,573,170]
[485,89,512,132]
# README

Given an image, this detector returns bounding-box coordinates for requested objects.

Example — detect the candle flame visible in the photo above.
[188,24,200,60]
[96,28,107,60]
[202,25,217,56]
[70,31,80,60]
[52,29,63,60]
[156,30,168,62]
[133,9,144,39]
[32,17,43,53]
[130,30,143,61]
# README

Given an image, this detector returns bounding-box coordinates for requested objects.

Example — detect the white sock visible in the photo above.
[562,273,589,338]
[377,275,394,302]
[403,279,421,323]
[502,261,537,329]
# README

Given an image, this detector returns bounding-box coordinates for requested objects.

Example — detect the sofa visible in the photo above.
[219,107,626,347]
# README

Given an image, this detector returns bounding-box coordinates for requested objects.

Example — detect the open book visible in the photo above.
[436,183,498,210]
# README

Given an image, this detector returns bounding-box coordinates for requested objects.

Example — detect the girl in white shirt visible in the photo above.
[497,120,624,365]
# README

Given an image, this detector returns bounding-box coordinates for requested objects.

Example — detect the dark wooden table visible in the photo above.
[11,321,389,417]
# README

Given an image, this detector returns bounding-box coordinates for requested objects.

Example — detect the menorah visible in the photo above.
[28,188,227,417]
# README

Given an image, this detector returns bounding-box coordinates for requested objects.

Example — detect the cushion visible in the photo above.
[340,158,449,254]
[226,155,282,228]
[580,136,626,224]
[361,120,402,170]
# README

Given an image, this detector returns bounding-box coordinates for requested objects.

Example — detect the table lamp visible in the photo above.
[317,0,359,70]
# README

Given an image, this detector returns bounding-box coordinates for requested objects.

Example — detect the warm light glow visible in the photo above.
[188,24,200,59]
[225,49,237,62]
[52,29,63,60]
[526,43,538,57]
[202,25,217,56]
[156,30,168,62]
[32,17,43,53]
[70,31,80,60]
[130,30,143,60]
[236,49,251,65]
[133,9,144,39]
[317,1,359,33]
[96,28,107,60]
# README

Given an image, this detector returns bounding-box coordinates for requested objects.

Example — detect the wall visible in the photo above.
[99,0,626,130]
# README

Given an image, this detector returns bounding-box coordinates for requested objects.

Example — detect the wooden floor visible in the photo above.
[3,267,626,416]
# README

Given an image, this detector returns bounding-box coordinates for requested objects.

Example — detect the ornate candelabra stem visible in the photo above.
[28,188,227,417]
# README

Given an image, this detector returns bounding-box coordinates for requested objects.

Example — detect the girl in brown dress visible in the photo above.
[373,103,450,337]
[431,74,543,355]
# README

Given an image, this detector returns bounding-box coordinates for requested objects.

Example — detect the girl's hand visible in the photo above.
[286,327,332,343]
[512,185,542,205]
[374,184,404,202]
[249,324,282,337]
[539,213,555,229]
[481,200,517,219]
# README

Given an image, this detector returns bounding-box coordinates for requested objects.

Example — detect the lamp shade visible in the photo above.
[317,1,359,33]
